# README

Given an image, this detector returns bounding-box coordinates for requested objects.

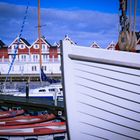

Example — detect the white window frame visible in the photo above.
[33,54,39,62]
[32,66,37,71]
[34,44,39,49]
[20,44,25,49]
[42,44,46,50]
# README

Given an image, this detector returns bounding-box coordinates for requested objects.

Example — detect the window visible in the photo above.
[43,55,47,61]
[20,44,25,49]
[34,44,39,49]
[47,55,49,60]
[52,55,54,62]
[42,66,47,71]
[58,55,61,60]
[49,88,55,92]
[33,55,38,61]
[21,55,26,61]
[11,55,14,59]
[42,45,46,50]
[12,45,16,50]
[19,65,24,71]
[39,89,46,92]
[32,66,37,71]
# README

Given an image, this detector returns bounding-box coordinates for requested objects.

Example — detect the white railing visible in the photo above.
[0,58,9,62]
[0,58,60,63]
[8,49,18,54]
[41,49,49,53]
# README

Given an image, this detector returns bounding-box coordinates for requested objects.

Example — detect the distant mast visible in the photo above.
[38,0,42,82]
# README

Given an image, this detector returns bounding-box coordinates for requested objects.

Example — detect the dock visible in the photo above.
[0,95,64,116]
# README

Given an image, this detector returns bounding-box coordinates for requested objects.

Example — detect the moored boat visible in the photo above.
[0,113,55,126]
[0,109,24,119]
[0,121,66,136]
[13,83,63,101]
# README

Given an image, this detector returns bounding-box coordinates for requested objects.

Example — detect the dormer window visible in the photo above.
[34,44,39,49]
[20,44,25,49]
[12,45,16,50]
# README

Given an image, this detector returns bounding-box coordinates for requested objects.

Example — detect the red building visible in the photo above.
[0,40,8,60]
[8,37,30,62]
[30,36,59,62]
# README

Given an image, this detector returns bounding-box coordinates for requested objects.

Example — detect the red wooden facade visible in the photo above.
[8,37,30,54]
[30,37,59,60]
[0,40,8,59]
[1,33,139,61]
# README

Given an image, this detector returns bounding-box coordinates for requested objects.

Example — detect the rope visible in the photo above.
[4,2,29,84]
[129,0,132,32]
[133,0,137,32]
[118,0,138,51]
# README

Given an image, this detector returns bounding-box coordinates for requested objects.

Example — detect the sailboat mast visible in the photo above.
[119,0,128,32]
[38,0,42,82]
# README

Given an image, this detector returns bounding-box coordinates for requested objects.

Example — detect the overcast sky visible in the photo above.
[0,0,139,48]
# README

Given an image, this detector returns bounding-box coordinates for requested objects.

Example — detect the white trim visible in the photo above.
[8,37,19,48]
[8,37,30,49]
[31,38,51,48]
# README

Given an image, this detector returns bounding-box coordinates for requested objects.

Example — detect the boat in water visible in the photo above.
[0,113,55,126]
[0,109,24,119]
[13,83,63,101]
[0,122,66,138]
[61,0,140,140]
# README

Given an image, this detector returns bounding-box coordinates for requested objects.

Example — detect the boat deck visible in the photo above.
[0,95,64,116]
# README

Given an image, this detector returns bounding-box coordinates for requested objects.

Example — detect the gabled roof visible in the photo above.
[8,37,30,48]
[90,41,100,48]
[31,36,52,47]
[20,38,31,46]
[41,36,52,47]
[51,42,60,48]
[106,41,116,50]
[50,46,57,48]
[63,35,76,45]
[0,40,7,48]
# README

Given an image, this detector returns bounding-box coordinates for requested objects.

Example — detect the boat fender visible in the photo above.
[58,111,62,116]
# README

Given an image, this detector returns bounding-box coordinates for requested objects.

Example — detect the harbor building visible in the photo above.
[0,36,61,82]
[0,34,140,82]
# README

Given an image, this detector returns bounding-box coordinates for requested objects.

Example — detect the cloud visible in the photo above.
[0,2,139,48]
[35,8,119,47]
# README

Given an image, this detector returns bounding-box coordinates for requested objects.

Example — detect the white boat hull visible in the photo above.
[62,40,140,140]
[8,84,63,101]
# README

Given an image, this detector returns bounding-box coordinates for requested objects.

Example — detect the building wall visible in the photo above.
[0,48,8,59]
[0,60,61,77]
[0,38,61,79]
